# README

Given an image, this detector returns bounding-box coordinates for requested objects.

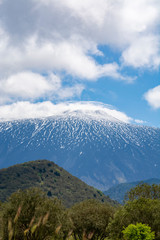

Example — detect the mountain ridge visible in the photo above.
[104,178,160,203]
[0,108,160,190]
[0,159,116,207]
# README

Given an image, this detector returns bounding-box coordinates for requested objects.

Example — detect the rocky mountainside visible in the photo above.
[0,107,160,190]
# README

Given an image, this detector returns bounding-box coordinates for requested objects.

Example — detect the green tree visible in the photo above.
[2,188,69,240]
[125,183,160,202]
[70,199,115,240]
[122,223,155,240]
[108,198,160,240]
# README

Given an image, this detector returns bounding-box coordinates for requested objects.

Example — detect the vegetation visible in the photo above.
[108,184,160,240]
[125,182,160,201]
[0,201,3,237]
[1,162,160,240]
[122,223,155,240]
[2,188,67,240]
[104,179,160,203]
[0,188,115,240]
[69,199,115,240]
[0,160,116,207]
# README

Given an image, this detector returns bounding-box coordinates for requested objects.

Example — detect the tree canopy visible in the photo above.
[109,196,160,239]
[125,183,160,202]
[69,199,115,240]
[122,223,155,240]
[2,188,70,240]
[1,183,160,240]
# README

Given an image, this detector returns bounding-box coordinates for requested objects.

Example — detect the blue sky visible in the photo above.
[0,0,159,127]
[80,47,160,127]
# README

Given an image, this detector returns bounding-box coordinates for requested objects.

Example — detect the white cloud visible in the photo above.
[134,119,147,124]
[122,35,160,68]
[0,0,159,106]
[0,34,126,81]
[144,85,160,109]
[0,0,159,78]
[58,85,84,99]
[0,71,84,104]
[0,72,60,99]
[0,101,133,123]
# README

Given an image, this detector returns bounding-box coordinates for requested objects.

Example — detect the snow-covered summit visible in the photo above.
[0,107,160,190]
[0,101,131,123]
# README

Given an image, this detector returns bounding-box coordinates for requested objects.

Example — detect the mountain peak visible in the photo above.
[0,111,160,190]
[0,101,131,123]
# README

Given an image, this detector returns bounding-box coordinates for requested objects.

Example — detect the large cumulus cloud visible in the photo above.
[0,0,159,112]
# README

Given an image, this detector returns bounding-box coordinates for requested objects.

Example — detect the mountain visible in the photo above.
[104,178,160,204]
[0,160,116,207]
[0,104,160,190]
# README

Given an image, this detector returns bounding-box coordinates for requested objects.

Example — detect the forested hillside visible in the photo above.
[0,160,115,207]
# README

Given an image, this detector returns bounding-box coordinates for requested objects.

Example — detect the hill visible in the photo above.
[0,103,160,190]
[0,159,116,207]
[104,178,160,203]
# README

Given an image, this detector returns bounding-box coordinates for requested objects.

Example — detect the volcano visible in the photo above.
[0,102,160,190]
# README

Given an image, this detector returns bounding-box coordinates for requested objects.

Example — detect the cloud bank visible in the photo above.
[0,101,135,123]
[0,0,159,105]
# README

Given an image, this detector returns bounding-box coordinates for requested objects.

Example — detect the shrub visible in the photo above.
[122,223,155,240]
[2,188,69,240]
[108,198,160,240]
[69,199,115,240]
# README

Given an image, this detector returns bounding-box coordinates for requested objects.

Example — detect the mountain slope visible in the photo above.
[0,160,115,207]
[0,108,160,190]
[104,178,160,204]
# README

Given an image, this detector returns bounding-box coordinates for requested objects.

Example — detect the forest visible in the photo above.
[0,183,160,240]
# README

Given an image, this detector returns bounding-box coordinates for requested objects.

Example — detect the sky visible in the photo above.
[0,0,159,127]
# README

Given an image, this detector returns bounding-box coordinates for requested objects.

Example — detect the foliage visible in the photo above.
[0,160,116,207]
[0,201,3,239]
[125,183,160,202]
[2,188,71,240]
[1,183,160,240]
[0,188,116,240]
[1,162,160,240]
[122,223,155,240]
[69,199,115,240]
[108,198,160,240]
[104,179,160,204]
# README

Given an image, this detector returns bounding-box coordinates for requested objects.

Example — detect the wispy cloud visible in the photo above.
[0,101,143,125]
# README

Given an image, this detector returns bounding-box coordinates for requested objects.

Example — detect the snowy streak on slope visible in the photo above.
[0,109,160,190]
[0,115,159,149]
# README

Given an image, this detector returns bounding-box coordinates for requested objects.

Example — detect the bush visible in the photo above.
[69,199,115,240]
[108,198,160,240]
[122,223,155,240]
[2,188,70,240]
